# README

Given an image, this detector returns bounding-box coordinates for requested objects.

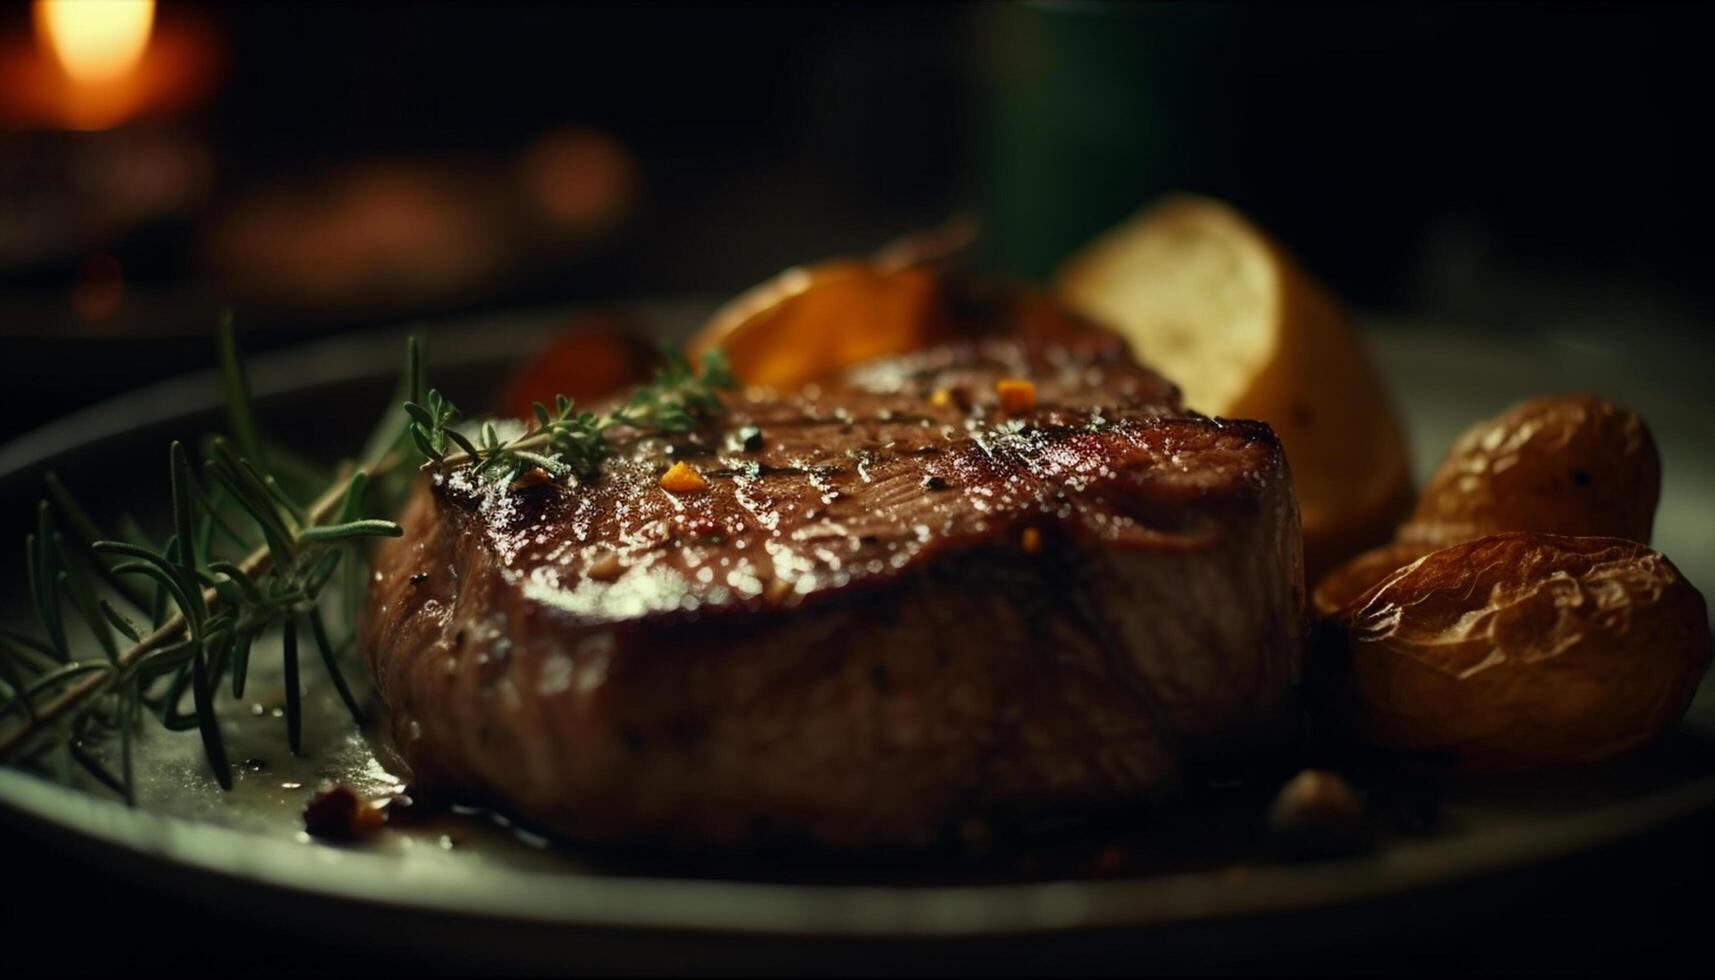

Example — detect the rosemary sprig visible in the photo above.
[0,318,410,798]
[407,349,735,482]
[2,327,736,805]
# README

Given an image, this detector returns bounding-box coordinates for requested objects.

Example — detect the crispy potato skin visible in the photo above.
[1313,394,1662,623]
[1398,394,1660,549]
[1319,533,1710,773]
[1310,540,1433,619]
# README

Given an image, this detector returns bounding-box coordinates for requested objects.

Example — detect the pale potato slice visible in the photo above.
[1059,195,1412,579]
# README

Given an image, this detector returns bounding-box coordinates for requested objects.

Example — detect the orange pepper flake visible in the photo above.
[996,378,1037,413]
[930,387,955,409]
[1021,527,1042,554]
[659,461,709,493]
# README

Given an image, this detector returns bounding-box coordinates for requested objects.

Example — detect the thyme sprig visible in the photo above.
[408,349,735,482]
[0,319,413,799]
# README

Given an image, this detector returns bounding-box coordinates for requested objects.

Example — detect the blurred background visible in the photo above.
[4,4,1715,974]
[2,1,1713,442]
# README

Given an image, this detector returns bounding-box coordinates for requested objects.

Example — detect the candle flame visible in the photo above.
[34,0,156,87]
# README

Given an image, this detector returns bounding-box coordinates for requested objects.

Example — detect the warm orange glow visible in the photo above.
[1,0,214,130]
[34,0,155,87]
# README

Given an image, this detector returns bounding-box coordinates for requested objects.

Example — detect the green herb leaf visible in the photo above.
[187,635,231,790]
[27,504,69,658]
[307,609,364,725]
[44,471,153,610]
[405,340,733,487]
[297,520,404,543]
[282,617,301,755]
[56,551,116,662]
[217,311,265,469]
[98,599,144,643]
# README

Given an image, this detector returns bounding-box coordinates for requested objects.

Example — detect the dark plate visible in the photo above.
[2,305,1712,974]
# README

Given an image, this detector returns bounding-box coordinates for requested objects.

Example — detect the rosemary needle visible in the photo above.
[0,322,409,797]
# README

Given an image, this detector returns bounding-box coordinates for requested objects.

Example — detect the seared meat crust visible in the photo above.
[365,339,1304,847]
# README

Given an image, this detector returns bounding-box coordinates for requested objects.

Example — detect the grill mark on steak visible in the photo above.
[364,337,1304,848]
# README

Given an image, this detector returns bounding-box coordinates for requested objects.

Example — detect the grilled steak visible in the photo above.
[364,337,1305,848]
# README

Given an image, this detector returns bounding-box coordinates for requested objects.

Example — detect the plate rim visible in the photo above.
[7,767,1714,937]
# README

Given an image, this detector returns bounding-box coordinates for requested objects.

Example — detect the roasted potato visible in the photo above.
[1311,540,1433,619]
[1398,393,1660,549]
[1314,393,1663,621]
[1320,533,1710,773]
[1058,195,1413,580]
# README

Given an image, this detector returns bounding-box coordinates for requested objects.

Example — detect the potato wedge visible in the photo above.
[1058,195,1412,579]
